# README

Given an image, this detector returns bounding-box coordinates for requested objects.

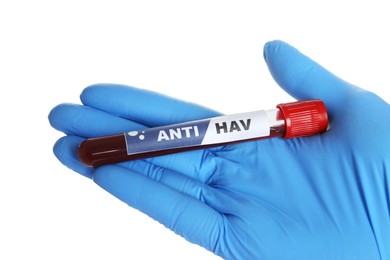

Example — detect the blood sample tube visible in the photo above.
[78,99,328,167]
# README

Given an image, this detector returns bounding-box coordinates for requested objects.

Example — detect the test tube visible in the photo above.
[78,99,328,167]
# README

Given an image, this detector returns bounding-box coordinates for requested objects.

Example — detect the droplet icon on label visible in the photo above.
[128,131,138,136]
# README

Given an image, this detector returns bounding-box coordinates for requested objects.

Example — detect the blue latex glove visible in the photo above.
[49,41,390,259]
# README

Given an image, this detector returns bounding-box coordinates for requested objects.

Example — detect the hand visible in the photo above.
[49,40,390,259]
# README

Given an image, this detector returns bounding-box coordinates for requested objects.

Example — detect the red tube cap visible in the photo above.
[277,99,328,139]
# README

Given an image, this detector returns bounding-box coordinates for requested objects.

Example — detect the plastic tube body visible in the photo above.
[78,109,284,167]
[78,100,328,167]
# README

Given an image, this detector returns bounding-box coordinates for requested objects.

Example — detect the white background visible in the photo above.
[1,1,389,259]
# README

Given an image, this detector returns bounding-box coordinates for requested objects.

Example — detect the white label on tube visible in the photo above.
[201,110,270,145]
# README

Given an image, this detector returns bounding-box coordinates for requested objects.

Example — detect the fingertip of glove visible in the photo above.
[80,84,102,104]
[80,83,114,103]
[53,136,66,161]
[53,136,94,179]
[48,103,70,129]
[263,40,289,61]
[80,83,135,106]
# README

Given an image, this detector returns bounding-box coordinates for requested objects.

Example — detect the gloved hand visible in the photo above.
[49,40,390,259]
